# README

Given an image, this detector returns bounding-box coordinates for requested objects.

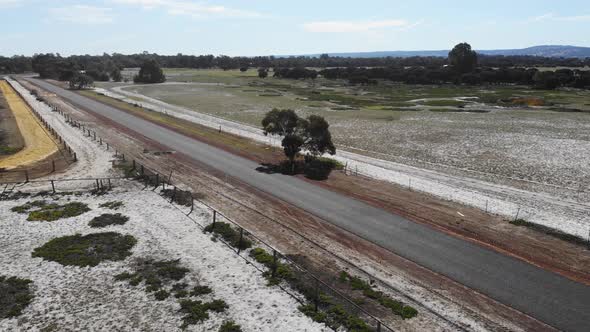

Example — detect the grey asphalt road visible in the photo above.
[30,78,590,332]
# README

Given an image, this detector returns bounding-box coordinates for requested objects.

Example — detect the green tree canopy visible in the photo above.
[448,43,478,74]
[134,59,166,83]
[69,73,94,90]
[261,109,336,168]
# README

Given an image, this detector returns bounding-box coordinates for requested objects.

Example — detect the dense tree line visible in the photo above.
[1,51,588,77]
[0,47,589,89]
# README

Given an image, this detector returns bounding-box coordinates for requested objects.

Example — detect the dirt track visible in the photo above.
[0,81,57,170]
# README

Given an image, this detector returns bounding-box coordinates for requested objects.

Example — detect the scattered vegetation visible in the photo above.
[179,299,228,329]
[99,201,124,210]
[340,271,418,319]
[0,275,34,319]
[32,232,137,267]
[115,259,190,294]
[249,248,294,285]
[11,200,90,221]
[114,258,229,329]
[249,248,371,330]
[510,219,589,247]
[89,213,129,228]
[204,222,252,250]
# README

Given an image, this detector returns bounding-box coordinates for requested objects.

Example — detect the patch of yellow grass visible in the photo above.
[0,81,58,170]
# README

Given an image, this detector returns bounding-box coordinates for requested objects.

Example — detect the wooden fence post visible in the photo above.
[272,250,278,278]
[237,228,244,254]
[171,186,177,203]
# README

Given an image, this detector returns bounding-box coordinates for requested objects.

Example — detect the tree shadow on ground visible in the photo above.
[256,160,334,181]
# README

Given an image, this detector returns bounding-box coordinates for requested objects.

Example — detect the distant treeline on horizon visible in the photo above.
[2,51,589,90]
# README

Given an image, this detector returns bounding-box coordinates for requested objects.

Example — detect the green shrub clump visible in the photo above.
[32,232,136,267]
[219,320,243,332]
[179,299,228,328]
[249,248,294,285]
[0,276,34,318]
[99,201,124,210]
[12,200,90,221]
[339,271,418,319]
[204,222,252,250]
[89,213,129,228]
[190,285,213,296]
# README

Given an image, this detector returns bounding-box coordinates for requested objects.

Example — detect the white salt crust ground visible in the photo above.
[0,190,326,332]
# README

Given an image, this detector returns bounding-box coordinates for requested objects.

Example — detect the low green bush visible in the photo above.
[190,285,213,296]
[115,259,193,302]
[219,320,242,332]
[179,299,228,328]
[89,213,129,228]
[154,290,170,301]
[249,247,294,285]
[32,232,136,267]
[99,201,124,210]
[340,271,418,319]
[0,276,34,319]
[12,200,90,221]
[204,222,252,250]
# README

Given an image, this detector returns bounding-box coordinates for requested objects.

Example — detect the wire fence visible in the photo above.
[115,160,397,332]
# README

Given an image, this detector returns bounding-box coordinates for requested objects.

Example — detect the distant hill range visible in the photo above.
[294,45,590,59]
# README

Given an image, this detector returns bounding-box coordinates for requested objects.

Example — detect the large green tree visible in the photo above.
[133,59,166,83]
[448,43,478,74]
[262,109,336,172]
[69,73,94,90]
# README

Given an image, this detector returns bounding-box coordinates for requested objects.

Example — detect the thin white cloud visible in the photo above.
[302,19,411,33]
[529,13,590,23]
[112,0,261,18]
[49,5,114,24]
[0,0,23,8]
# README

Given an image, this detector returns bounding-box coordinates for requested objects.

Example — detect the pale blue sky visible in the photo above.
[1,0,589,56]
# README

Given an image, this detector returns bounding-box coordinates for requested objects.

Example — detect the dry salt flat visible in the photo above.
[0,189,326,332]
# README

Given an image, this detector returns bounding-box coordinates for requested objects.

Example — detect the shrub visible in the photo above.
[12,200,91,221]
[32,232,136,267]
[0,276,34,319]
[179,299,227,328]
[89,213,129,228]
[249,247,294,284]
[115,259,193,302]
[190,285,213,297]
[154,290,170,301]
[204,222,252,250]
[99,201,124,210]
[219,320,243,332]
[340,271,418,319]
